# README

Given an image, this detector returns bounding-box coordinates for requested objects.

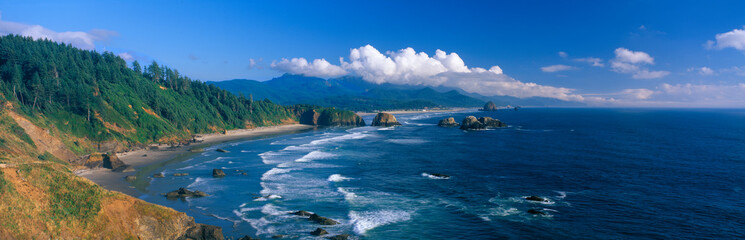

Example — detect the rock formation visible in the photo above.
[177,224,224,240]
[329,234,351,240]
[212,169,226,177]
[527,209,546,215]
[165,188,209,199]
[153,173,165,178]
[292,210,313,216]
[215,148,229,153]
[437,117,459,127]
[459,116,507,130]
[125,175,137,181]
[309,213,339,225]
[371,112,402,127]
[480,101,498,111]
[310,228,328,236]
[301,109,366,127]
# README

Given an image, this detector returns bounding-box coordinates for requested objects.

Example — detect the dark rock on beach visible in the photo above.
[371,112,402,127]
[480,101,498,111]
[124,175,137,181]
[460,116,507,130]
[173,172,189,176]
[212,168,226,177]
[271,234,286,239]
[437,117,459,127]
[165,187,209,199]
[178,223,224,240]
[310,228,328,236]
[153,173,165,178]
[215,148,229,153]
[328,234,351,240]
[309,213,339,225]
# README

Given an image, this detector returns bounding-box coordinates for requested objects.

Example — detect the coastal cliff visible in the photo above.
[300,108,365,127]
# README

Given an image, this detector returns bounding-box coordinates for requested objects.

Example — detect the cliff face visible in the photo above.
[371,113,402,127]
[299,109,365,127]
[0,107,222,239]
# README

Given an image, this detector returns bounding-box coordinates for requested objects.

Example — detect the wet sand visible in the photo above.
[77,124,315,197]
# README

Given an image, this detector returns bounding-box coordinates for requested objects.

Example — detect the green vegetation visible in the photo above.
[0,35,355,148]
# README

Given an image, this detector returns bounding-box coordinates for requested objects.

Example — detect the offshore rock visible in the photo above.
[437,117,459,127]
[371,112,401,127]
[460,116,507,130]
[165,187,209,199]
[480,101,498,111]
[177,224,224,240]
[212,169,226,177]
[309,213,339,225]
[328,234,351,240]
[292,210,313,217]
[310,228,328,236]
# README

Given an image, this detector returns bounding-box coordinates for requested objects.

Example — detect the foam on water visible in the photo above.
[338,187,358,201]
[387,138,429,145]
[260,168,297,181]
[328,174,351,182]
[295,150,335,162]
[309,132,370,146]
[421,172,450,179]
[349,210,412,235]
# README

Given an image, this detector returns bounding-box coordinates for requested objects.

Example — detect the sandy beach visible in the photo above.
[77,124,315,197]
[356,108,472,116]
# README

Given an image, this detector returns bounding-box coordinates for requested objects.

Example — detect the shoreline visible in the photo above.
[356,107,473,116]
[77,124,316,197]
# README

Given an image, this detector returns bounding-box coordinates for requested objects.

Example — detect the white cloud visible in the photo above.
[574,57,604,67]
[541,64,575,72]
[697,67,714,76]
[558,51,568,58]
[271,57,347,78]
[613,48,654,64]
[248,58,263,70]
[118,52,134,61]
[0,15,116,50]
[610,48,669,79]
[706,27,745,51]
[614,83,745,107]
[273,45,587,101]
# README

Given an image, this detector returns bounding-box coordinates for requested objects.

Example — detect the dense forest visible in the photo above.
[0,35,354,151]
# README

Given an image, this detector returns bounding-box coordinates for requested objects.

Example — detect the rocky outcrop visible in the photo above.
[437,117,459,127]
[310,228,328,236]
[125,175,137,181]
[177,224,224,240]
[212,169,226,177]
[329,234,351,240]
[100,153,130,172]
[459,116,507,130]
[237,235,260,240]
[480,101,498,111]
[309,213,339,225]
[525,196,548,202]
[371,112,401,127]
[292,210,313,216]
[165,188,209,199]
[215,148,229,153]
[527,209,546,215]
[299,109,321,125]
[173,172,189,176]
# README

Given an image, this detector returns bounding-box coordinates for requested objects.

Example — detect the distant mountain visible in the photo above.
[210,74,487,111]
[432,86,586,107]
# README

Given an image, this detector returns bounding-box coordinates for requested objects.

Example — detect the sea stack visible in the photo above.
[371,112,402,127]
[460,116,507,130]
[480,101,498,111]
[437,117,460,127]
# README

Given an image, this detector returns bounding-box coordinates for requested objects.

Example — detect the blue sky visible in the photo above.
[1,0,744,107]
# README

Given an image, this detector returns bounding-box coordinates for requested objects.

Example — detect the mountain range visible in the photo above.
[210,74,584,111]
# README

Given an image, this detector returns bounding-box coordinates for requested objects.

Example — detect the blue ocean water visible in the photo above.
[139,108,745,239]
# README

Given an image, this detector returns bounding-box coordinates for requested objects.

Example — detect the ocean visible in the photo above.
[137,108,745,239]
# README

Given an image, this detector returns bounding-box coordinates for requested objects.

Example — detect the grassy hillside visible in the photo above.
[0,35,362,238]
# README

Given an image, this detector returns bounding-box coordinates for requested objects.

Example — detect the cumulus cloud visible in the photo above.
[273,45,588,101]
[541,64,575,72]
[706,27,745,51]
[688,66,714,76]
[0,15,116,50]
[271,58,347,78]
[247,58,264,70]
[574,57,604,67]
[610,48,669,79]
[558,51,568,58]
